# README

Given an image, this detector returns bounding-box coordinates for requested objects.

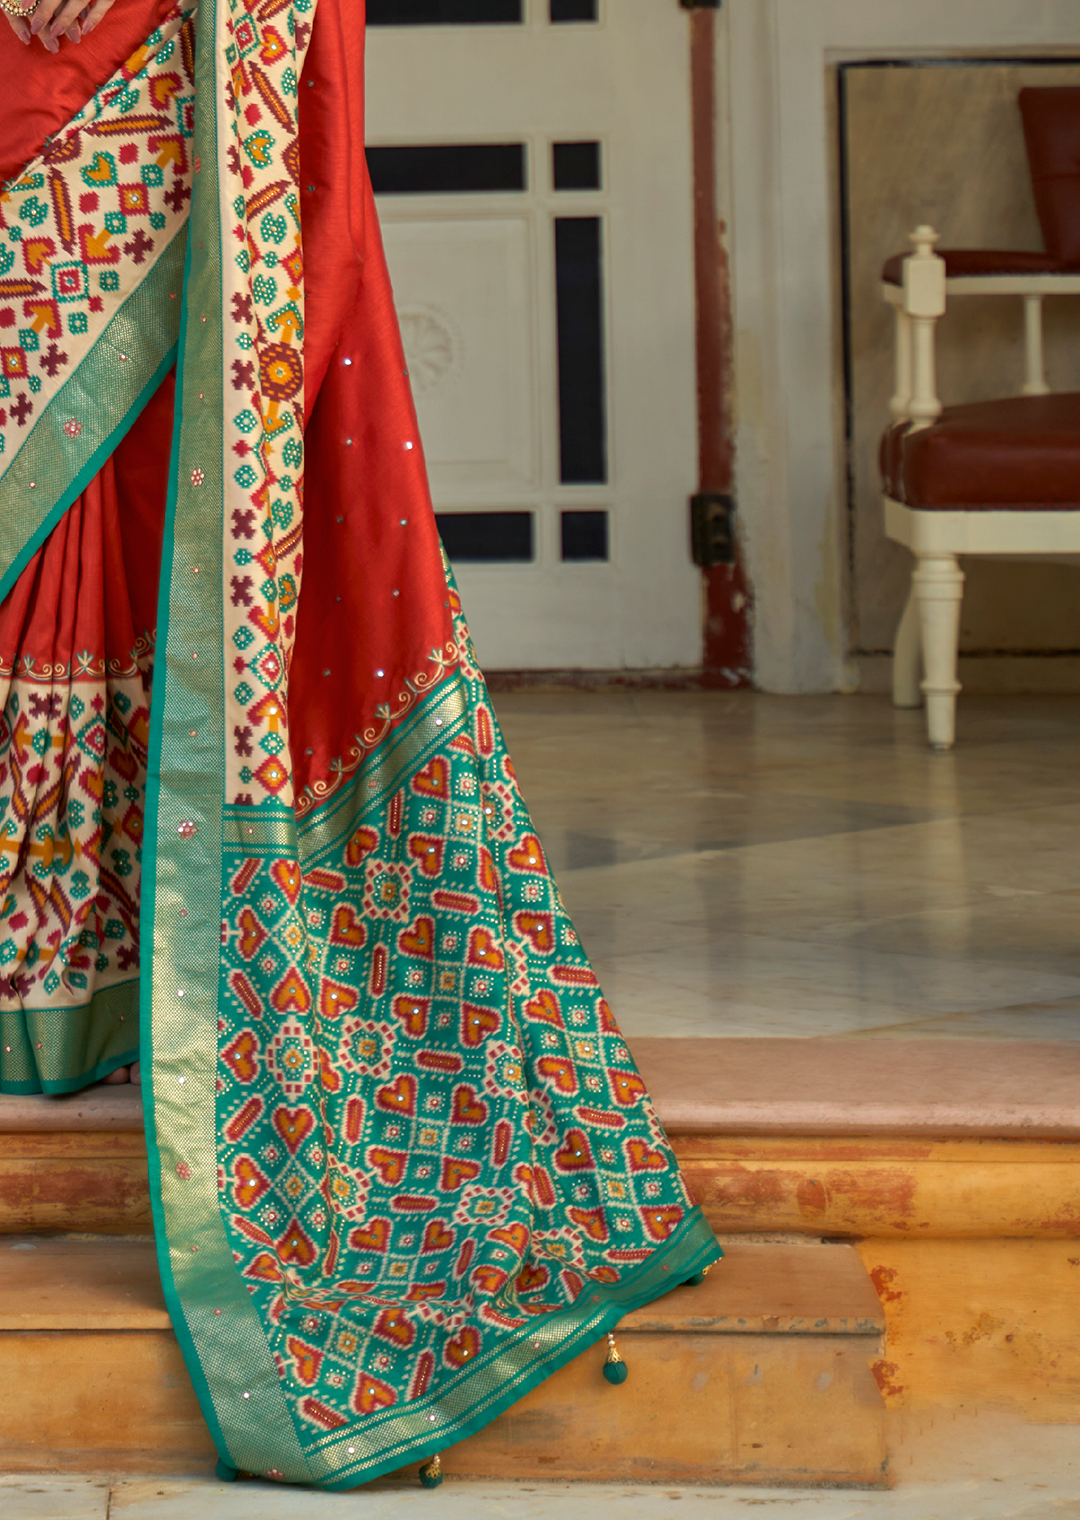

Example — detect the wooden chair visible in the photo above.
[880,226,1080,749]
[882,88,1080,402]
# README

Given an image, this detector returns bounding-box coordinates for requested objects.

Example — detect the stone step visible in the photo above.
[0,1235,887,1487]
[5,1039,1079,1435]
[4,1039,1078,1237]
[0,1086,148,1236]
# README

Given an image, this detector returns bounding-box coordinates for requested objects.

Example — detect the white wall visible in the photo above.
[722,0,1080,694]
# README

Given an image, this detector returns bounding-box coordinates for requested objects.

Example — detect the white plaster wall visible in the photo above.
[723,0,1080,694]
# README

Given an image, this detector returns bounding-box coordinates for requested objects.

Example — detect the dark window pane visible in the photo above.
[554,217,607,484]
[369,0,521,23]
[550,0,597,20]
[368,144,526,195]
[553,141,602,191]
[437,512,534,562]
[561,510,609,561]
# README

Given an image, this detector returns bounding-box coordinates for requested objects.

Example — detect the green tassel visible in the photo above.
[685,1270,708,1286]
[419,1454,443,1489]
[603,1331,628,1384]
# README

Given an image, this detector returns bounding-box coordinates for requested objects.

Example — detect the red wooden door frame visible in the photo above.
[690,7,752,687]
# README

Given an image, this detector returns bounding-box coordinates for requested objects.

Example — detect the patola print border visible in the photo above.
[141,0,314,1480]
[0,240,183,607]
[0,3,195,595]
[225,669,721,1486]
[140,0,720,1490]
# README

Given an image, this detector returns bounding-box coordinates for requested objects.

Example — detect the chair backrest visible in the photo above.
[1019,87,1080,265]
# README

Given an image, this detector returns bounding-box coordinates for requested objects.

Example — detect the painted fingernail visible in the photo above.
[66,24,79,40]
[81,16,95,32]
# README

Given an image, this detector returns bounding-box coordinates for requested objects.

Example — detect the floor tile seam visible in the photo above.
[557,827,1080,883]
[576,908,1064,942]
[600,984,1065,1026]
[822,1002,1080,1039]
[557,840,954,883]
[614,986,1080,1024]
[588,929,1080,990]
[589,961,1080,1006]
[589,922,1080,964]
[712,905,1080,945]
[601,989,1080,1025]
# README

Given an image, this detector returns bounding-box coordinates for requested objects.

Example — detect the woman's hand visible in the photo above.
[4,0,117,51]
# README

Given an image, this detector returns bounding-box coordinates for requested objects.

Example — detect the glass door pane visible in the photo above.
[368,0,522,25]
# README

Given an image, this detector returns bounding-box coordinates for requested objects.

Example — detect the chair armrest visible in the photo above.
[882,248,1080,283]
[881,228,1072,410]
[883,271,1080,305]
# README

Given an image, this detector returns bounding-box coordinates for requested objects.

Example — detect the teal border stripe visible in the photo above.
[0,1043,141,1096]
[141,232,234,1475]
[0,977,140,1095]
[140,0,313,1481]
[0,233,186,606]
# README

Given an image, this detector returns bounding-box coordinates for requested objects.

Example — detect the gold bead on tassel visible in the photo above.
[419,1452,443,1489]
[603,1330,628,1385]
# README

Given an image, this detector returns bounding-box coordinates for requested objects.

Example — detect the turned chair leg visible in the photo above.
[913,552,964,750]
[892,582,921,708]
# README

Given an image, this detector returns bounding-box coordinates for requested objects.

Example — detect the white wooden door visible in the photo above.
[366,0,699,670]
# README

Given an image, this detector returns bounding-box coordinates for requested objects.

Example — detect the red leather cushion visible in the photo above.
[1019,87,1080,264]
[880,248,1077,285]
[881,88,1080,282]
[880,393,1080,508]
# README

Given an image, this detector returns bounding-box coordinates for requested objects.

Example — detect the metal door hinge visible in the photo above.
[690,492,735,567]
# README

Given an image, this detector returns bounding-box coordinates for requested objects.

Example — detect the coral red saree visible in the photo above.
[0,0,719,1486]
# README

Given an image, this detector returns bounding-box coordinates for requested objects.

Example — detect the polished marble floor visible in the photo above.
[494,690,1080,1042]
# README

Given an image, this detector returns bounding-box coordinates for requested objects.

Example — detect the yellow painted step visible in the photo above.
[0,1089,149,1236]
[0,1236,887,1487]
[5,1037,1080,1239]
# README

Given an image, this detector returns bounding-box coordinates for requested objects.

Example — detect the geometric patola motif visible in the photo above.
[0,5,193,472]
[215,597,692,1444]
[0,643,152,1012]
[220,0,313,809]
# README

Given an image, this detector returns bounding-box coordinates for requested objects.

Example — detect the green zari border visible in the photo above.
[0,980,139,1094]
[0,229,186,607]
[139,0,313,1484]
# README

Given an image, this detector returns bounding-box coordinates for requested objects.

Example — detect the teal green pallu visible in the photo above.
[0,0,721,1488]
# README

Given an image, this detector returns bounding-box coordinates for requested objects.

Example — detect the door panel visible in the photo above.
[382,218,538,492]
[367,0,697,669]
